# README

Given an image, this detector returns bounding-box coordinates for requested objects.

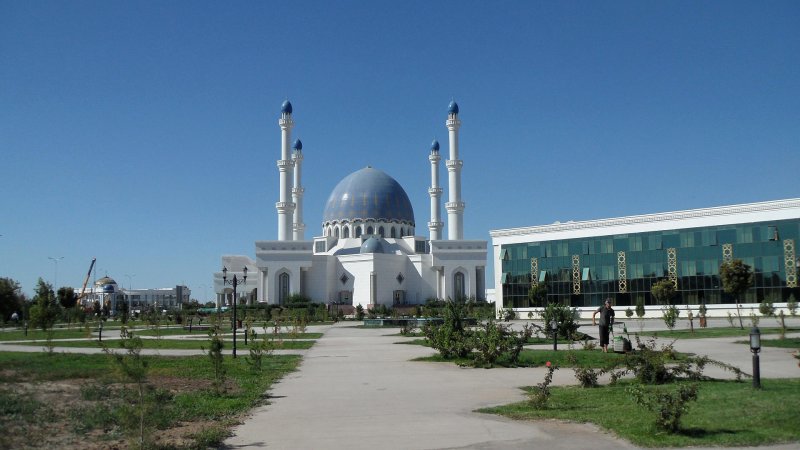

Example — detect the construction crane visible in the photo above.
[76,258,96,305]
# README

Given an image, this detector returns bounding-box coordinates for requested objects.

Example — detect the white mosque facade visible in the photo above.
[214,101,487,308]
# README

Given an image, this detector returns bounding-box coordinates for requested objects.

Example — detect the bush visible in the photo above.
[662,305,680,330]
[422,298,473,358]
[538,302,579,339]
[566,353,600,388]
[529,362,557,409]
[628,383,699,432]
[635,297,646,318]
[471,320,509,368]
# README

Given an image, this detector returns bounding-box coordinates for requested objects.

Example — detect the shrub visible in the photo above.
[625,307,634,318]
[506,324,534,366]
[529,361,557,409]
[628,383,699,432]
[566,353,600,388]
[538,302,579,339]
[635,297,646,318]
[758,301,775,317]
[422,298,473,358]
[662,305,680,330]
[355,304,365,321]
[471,320,509,368]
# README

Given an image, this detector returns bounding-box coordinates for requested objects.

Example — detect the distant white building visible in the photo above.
[76,276,190,313]
[215,101,488,308]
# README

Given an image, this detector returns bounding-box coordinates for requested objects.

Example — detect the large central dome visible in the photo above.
[323,167,415,225]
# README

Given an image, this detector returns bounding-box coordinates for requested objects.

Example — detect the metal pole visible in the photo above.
[752,353,761,389]
[553,328,557,351]
[233,275,237,359]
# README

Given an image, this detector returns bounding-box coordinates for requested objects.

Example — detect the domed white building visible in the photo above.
[214,101,487,308]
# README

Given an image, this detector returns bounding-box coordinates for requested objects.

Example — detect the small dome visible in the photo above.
[448,100,459,115]
[95,277,117,286]
[431,139,440,151]
[281,100,293,114]
[293,138,303,150]
[360,237,385,254]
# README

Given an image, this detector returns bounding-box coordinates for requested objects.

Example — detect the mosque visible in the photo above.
[214,101,488,308]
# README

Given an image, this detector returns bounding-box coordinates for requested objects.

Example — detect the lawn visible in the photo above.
[638,326,800,339]
[0,350,300,449]
[0,328,91,341]
[481,378,800,447]
[413,348,629,368]
[14,337,315,350]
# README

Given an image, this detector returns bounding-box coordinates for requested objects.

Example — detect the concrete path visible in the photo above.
[226,324,622,450]
[224,322,799,450]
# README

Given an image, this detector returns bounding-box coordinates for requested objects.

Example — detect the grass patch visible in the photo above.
[0,329,92,341]
[480,379,800,447]
[413,348,628,368]
[638,327,799,339]
[0,351,300,449]
[734,337,800,349]
[14,338,315,350]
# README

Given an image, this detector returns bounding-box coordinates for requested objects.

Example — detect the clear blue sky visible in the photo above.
[2,1,798,300]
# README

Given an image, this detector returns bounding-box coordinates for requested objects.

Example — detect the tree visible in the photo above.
[650,279,677,305]
[0,278,25,323]
[28,278,61,331]
[720,259,753,329]
[527,283,548,307]
[57,287,77,309]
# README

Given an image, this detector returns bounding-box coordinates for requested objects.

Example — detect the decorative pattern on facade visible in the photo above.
[667,247,678,289]
[530,257,539,287]
[572,255,581,295]
[785,239,797,288]
[722,243,733,263]
[617,251,627,293]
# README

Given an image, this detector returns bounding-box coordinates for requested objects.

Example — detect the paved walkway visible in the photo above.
[223,322,799,450]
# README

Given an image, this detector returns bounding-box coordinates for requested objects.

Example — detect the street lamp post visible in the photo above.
[48,256,64,290]
[551,320,558,351]
[750,326,761,389]
[222,266,247,358]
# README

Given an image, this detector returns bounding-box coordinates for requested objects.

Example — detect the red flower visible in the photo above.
[546,361,551,368]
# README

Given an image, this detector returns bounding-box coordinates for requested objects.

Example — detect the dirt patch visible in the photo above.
[0,375,233,449]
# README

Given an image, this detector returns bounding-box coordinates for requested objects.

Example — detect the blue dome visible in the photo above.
[360,237,385,254]
[448,100,459,115]
[281,100,293,114]
[431,139,440,151]
[293,138,303,150]
[323,167,415,225]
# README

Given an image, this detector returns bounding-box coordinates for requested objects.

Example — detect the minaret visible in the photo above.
[292,138,306,241]
[445,100,464,240]
[428,139,443,240]
[276,100,296,241]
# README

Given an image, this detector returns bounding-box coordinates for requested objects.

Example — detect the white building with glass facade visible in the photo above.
[214,101,487,308]
[490,198,800,317]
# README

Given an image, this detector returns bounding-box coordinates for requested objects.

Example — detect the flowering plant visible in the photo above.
[529,361,557,409]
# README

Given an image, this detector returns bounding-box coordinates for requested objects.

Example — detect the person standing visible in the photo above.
[592,298,615,353]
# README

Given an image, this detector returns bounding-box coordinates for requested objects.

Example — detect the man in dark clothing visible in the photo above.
[592,298,615,353]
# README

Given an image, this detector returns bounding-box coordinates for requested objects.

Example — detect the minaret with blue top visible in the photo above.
[277,100,296,241]
[428,138,443,240]
[445,100,464,240]
[291,138,305,240]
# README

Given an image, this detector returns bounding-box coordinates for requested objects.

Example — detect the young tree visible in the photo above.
[651,279,679,330]
[720,259,753,329]
[57,287,77,309]
[0,277,25,323]
[527,283,548,307]
[651,279,677,305]
[28,278,61,331]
